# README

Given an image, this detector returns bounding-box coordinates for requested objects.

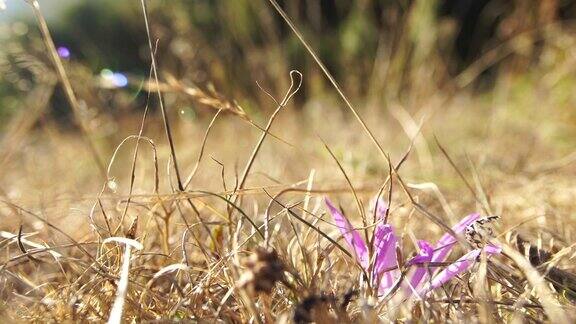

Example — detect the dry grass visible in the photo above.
[1,1,576,323]
[2,98,575,322]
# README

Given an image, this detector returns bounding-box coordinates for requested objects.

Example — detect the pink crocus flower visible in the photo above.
[418,244,501,295]
[324,197,501,297]
[325,197,398,293]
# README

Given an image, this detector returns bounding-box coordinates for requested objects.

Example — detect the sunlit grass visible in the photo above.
[1,1,576,323]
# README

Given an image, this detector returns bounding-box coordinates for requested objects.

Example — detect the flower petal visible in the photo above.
[420,245,501,295]
[372,224,400,293]
[405,240,434,292]
[325,198,369,268]
[371,196,388,220]
[407,240,434,266]
[432,213,480,263]
[483,244,502,254]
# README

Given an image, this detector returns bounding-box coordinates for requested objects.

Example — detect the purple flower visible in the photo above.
[325,198,369,268]
[371,196,388,218]
[324,197,501,297]
[419,244,501,295]
[403,213,481,295]
[405,214,501,296]
[404,240,434,294]
[432,213,480,264]
[325,197,400,293]
[373,223,399,292]
[57,46,70,59]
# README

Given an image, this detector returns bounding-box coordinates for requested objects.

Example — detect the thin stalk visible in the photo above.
[140,0,184,191]
[267,0,387,160]
[228,71,302,220]
[26,0,106,178]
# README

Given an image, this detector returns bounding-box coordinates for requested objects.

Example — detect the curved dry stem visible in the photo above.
[183,109,223,190]
[104,135,160,235]
[228,70,303,222]
[267,0,387,161]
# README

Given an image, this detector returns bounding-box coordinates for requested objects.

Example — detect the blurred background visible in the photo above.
[2,0,576,196]
[3,0,576,122]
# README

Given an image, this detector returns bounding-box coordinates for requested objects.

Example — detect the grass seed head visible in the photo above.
[239,247,286,295]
